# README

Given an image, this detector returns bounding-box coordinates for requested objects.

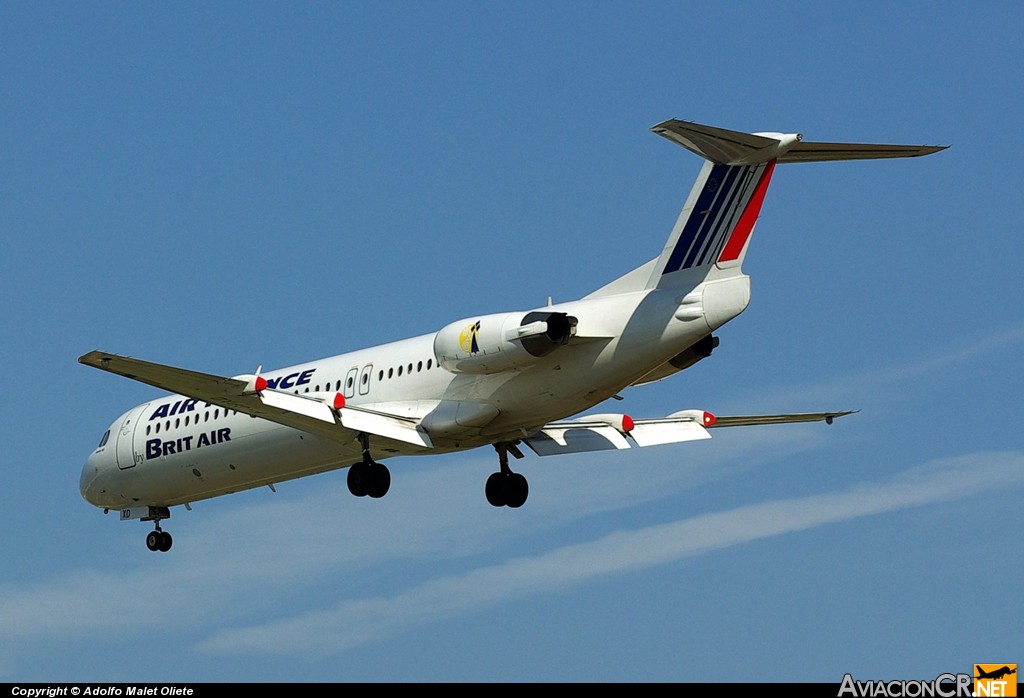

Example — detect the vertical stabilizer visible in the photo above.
[648,159,776,288]
[646,120,946,290]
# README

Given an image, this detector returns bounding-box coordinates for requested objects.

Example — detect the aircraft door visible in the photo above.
[115,403,149,470]
[358,363,373,396]
[344,367,359,399]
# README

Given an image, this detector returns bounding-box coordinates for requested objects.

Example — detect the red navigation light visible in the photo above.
[621,414,635,432]
[333,393,346,410]
[703,411,716,427]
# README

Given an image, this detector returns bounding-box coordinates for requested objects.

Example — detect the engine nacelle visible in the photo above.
[434,310,577,374]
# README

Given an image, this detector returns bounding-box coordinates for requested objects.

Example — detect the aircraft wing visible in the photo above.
[523,409,854,456]
[78,351,433,448]
[708,411,857,427]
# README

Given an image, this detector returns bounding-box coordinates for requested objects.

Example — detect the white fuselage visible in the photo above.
[81,273,749,510]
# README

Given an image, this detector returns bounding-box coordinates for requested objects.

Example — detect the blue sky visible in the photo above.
[2,1,1021,682]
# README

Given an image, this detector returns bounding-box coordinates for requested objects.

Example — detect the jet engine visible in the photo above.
[434,311,577,374]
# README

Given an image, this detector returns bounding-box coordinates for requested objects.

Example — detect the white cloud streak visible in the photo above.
[198,450,1024,659]
[3,327,1019,672]
[0,421,806,654]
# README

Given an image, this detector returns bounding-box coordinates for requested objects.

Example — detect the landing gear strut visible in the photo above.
[347,433,391,499]
[143,507,173,552]
[486,442,529,508]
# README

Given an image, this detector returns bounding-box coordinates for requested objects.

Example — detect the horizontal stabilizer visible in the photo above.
[652,119,946,165]
[777,141,947,162]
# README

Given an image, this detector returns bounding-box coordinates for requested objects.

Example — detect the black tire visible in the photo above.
[506,472,529,509]
[368,463,391,499]
[146,530,162,552]
[347,462,369,497]
[485,472,507,507]
[158,531,173,552]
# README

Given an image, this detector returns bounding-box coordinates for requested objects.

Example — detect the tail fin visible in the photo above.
[648,120,946,288]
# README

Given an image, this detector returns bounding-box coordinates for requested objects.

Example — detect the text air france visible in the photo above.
[147,369,317,420]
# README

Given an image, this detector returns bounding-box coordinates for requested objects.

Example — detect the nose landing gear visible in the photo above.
[145,526,173,552]
[141,506,173,552]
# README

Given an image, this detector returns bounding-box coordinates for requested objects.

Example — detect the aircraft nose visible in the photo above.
[80,451,104,505]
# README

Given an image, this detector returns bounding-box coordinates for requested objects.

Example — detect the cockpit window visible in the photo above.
[97,430,110,448]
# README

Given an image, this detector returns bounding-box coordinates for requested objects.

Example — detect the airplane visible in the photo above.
[79,119,945,552]
[976,666,1017,681]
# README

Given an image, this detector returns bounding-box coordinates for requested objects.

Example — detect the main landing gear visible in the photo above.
[143,507,173,552]
[486,442,529,508]
[347,433,391,499]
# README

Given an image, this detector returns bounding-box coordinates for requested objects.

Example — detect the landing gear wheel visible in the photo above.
[347,462,370,497]
[487,442,530,508]
[146,529,172,553]
[486,472,508,507]
[506,472,529,508]
[368,463,391,499]
[350,433,391,499]
[146,530,162,551]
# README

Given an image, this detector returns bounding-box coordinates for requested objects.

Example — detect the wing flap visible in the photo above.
[259,388,337,423]
[628,419,711,447]
[523,415,710,456]
[523,424,631,456]
[338,406,432,448]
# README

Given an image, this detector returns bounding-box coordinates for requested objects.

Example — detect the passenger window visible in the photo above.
[427,359,433,369]
[398,365,403,376]
[417,361,422,372]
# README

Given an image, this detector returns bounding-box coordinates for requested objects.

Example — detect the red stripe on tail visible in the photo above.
[717,160,776,263]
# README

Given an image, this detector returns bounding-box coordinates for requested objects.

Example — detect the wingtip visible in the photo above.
[78,350,102,365]
[79,350,120,368]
